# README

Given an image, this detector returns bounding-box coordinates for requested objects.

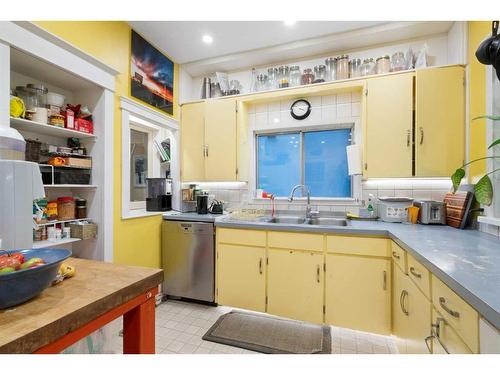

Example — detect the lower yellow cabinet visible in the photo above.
[429,309,473,354]
[325,254,391,335]
[393,264,432,354]
[267,249,324,324]
[216,244,266,312]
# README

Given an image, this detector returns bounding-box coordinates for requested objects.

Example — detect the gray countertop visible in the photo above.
[215,216,500,331]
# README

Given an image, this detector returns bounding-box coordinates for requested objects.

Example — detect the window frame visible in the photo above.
[129,124,155,210]
[255,125,354,199]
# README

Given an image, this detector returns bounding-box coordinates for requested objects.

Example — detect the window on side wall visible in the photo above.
[256,128,352,198]
[129,126,154,210]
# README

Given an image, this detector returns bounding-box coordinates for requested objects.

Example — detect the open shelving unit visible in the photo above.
[10,117,96,139]
[0,23,117,261]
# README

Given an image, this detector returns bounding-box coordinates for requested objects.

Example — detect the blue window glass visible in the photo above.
[304,129,351,197]
[257,133,301,196]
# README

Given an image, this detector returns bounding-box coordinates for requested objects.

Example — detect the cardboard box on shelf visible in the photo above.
[75,118,93,134]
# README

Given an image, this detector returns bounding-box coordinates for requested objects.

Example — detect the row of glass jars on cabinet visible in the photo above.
[253,52,407,92]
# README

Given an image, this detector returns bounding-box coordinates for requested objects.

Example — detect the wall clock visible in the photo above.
[290,99,311,120]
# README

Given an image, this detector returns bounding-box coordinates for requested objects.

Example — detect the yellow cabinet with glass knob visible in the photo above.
[393,264,432,354]
[216,243,266,312]
[267,248,324,324]
[325,254,392,335]
[180,102,205,181]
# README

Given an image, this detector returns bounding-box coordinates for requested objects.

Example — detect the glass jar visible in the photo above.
[376,55,391,74]
[267,67,278,89]
[336,55,349,80]
[325,57,337,81]
[26,84,47,108]
[277,66,290,88]
[361,58,376,76]
[350,58,362,78]
[289,66,301,87]
[391,51,407,72]
[256,74,268,91]
[57,196,75,221]
[301,68,315,85]
[15,86,37,111]
[75,198,87,219]
[313,65,326,83]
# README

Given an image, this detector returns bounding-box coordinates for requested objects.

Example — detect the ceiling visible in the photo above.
[128,21,386,64]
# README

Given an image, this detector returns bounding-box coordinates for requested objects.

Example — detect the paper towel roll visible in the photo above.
[346,144,362,176]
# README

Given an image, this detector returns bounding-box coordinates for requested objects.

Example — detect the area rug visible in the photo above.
[202,310,331,354]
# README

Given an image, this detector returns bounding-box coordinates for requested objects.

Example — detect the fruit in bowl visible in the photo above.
[0,252,45,274]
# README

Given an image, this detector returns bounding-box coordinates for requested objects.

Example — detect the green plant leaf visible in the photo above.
[472,115,500,121]
[474,175,493,206]
[451,168,465,193]
[488,138,500,149]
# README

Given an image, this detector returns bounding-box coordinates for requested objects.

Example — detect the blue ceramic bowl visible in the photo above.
[0,248,72,309]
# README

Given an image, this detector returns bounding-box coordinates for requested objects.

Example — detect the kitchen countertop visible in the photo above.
[162,210,227,223]
[216,216,500,331]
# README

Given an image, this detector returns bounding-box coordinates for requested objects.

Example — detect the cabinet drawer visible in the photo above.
[217,228,266,247]
[391,242,407,273]
[407,253,431,300]
[431,276,479,353]
[268,231,323,252]
[326,235,390,257]
[430,309,473,354]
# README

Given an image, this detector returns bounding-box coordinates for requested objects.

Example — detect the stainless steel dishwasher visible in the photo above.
[161,220,215,303]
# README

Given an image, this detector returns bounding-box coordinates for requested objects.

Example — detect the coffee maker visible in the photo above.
[146,178,172,211]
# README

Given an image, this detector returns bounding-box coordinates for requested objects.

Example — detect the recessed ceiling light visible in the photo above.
[284,20,296,26]
[202,34,213,44]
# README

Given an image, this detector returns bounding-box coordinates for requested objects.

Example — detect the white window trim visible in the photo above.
[249,120,362,204]
[120,96,180,219]
[478,65,500,227]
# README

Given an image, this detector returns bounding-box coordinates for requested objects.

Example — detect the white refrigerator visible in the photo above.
[0,160,45,250]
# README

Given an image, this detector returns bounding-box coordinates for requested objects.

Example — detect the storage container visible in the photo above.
[70,222,97,240]
[301,68,315,85]
[289,66,301,87]
[377,197,414,223]
[336,55,350,80]
[25,139,42,162]
[325,57,337,81]
[57,197,76,220]
[376,55,391,74]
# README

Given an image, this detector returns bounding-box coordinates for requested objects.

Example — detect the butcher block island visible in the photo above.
[0,258,163,354]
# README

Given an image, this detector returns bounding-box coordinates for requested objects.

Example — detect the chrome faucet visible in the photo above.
[288,184,315,219]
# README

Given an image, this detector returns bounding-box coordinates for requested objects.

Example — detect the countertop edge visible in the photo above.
[214,220,500,331]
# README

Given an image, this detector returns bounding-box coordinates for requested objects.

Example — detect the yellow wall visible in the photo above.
[35,21,179,268]
[468,21,491,183]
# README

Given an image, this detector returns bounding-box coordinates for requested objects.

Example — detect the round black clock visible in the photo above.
[290,99,311,120]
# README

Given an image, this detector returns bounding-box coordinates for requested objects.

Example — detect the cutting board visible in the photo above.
[443,191,471,228]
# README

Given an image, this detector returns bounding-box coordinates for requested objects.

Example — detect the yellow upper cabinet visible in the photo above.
[204,99,238,181]
[180,102,205,182]
[365,73,414,178]
[180,99,238,181]
[267,249,324,324]
[415,66,465,177]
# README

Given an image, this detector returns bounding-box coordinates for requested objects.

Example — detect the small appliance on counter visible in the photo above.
[377,197,414,223]
[413,200,446,225]
[208,199,224,214]
[196,193,209,214]
[145,178,172,212]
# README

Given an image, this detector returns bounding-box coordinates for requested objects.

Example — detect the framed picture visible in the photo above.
[133,155,147,187]
[130,30,174,115]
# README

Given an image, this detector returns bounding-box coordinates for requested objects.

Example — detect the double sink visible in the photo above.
[259,215,348,227]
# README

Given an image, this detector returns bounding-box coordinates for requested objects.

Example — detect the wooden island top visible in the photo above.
[0,257,163,354]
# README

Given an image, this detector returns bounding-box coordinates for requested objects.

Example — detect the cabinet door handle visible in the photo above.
[400,290,409,315]
[409,266,422,278]
[259,258,263,275]
[424,335,433,353]
[205,145,209,157]
[406,129,411,147]
[392,251,400,260]
[382,270,387,290]
[439,297,460,318]
[426,317,450,354]
[419,127,424,145]
[316,265,321,283]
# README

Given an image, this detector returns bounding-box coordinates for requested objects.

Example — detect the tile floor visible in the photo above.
[108,299,398,354]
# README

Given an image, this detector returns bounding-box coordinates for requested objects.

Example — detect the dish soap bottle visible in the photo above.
[367,194,376,217]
